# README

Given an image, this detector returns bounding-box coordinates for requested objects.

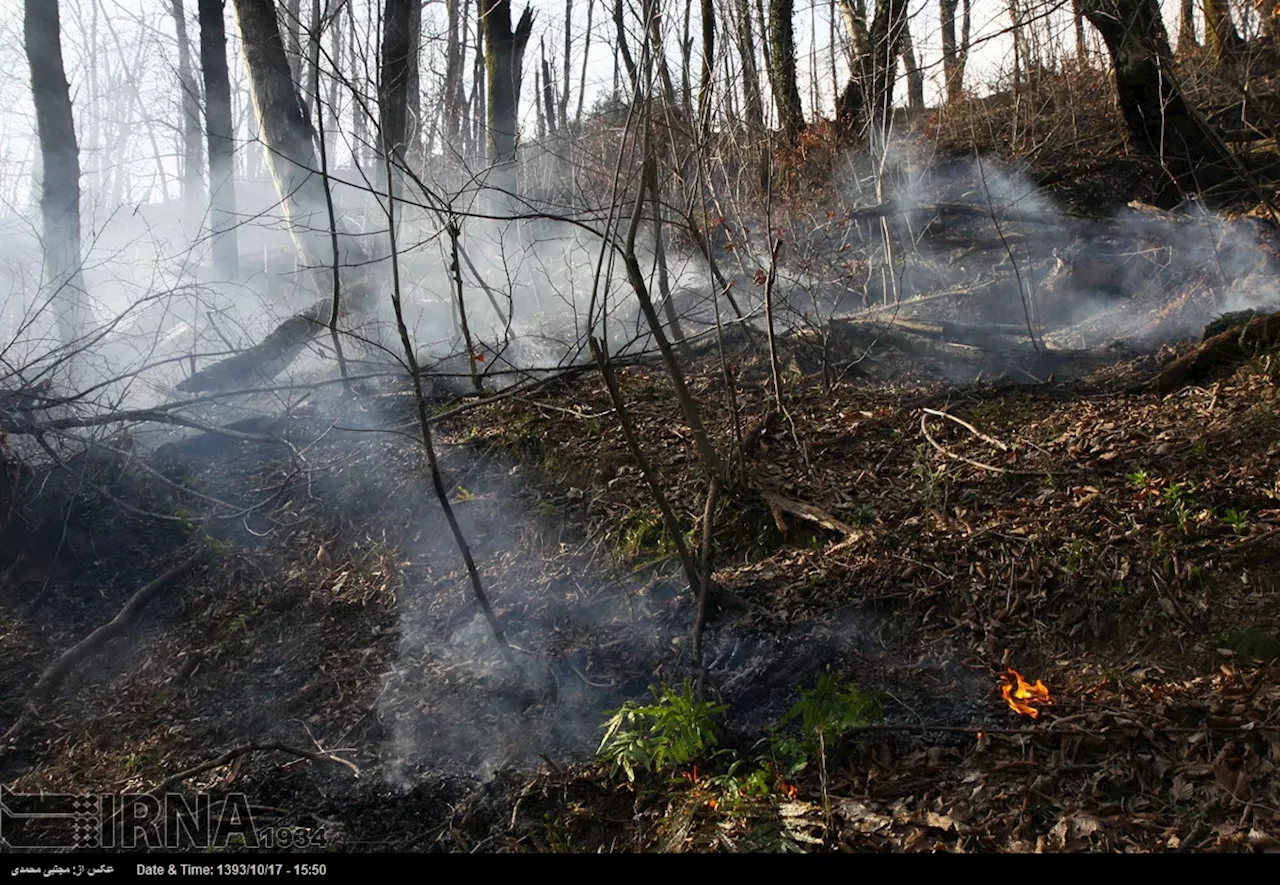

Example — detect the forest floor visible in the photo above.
[3,285,1280,852]
[6,52,1280,844]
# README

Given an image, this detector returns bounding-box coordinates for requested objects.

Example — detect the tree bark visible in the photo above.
[543,42,559,133]
[939,0,972,102]
[171,0,206,240]
[1203,0,1241,60]
[198,0,239,279]
[769,0,805,143]
[837,0,908,139]
[612,0,638,91]
[575,0,594,123]
[699,0,715,130]
[284,0,303,84]
[561,0,573,126]
[379,0,417,189]
[25,0,89,349]
[1177,0,1197,49]
[481,0,535,208]
[731,0,764,128]
[1081,0,1235,191]
[444,0,464,141]
[900,17,924,111]
[180,0,376,393]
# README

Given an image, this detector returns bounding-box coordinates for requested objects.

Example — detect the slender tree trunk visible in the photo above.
[541,40,558,133]
[199,0,239,279]
[1009,0,1026,86]
[561,0,573,125]
[481,0,535,207]
[171,0,206,240]
[613,0,638,90]
[325,0,341,163]
[1178,0,1197,49]
[643,0,678,108]
[408,0,422,163]
[534,65,545,137]
[939,0,971,102]
[285,0,303,84]
[1204,0,1241,60]
[732,0,764,128]
[444,0,463,140]
[900,17,924,111]
[472,0,487,157]
[1073,0,1088,55]
[302,0,320,124]
[754,0,777,112]
[379,0,417,190]
[769,0,805,142]
[838,0,908,138]
[25,0,89,349]
[575,0,594,123]
[350,2,367,169]
[699,0,715,131]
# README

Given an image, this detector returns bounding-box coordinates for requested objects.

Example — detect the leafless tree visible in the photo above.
[170,0,206,238]
[769,0,806,143]
[198,0,239,279]
[24,0,89,351]
[940,0,972,102]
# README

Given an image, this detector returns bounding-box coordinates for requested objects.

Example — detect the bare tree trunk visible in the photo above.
[575,0,594,123]
[25,0,89,349]
[180,0,376,392]
[1008,0,1026,86]
[644,0,678,108]
[541,39,558,132]
[612,0,638,90]
[480,0,535,208]
[199,0,239,279]
[837,0,908,139]
[534,65,546,137]
[444,0,464,140]
[171,0,206,240]
[1204,0,1241,60]
[699,0,715,130]
[1178,0,1197,49]
[900,17,924,111]
[1081,0,1235,191]
[350,2,367,169]
[472,0,487,157]
[939,0,971,102]
[561,0,573,125]
[769,0,805,142]
[379,0,417,189]
[732,0,764,128]
[1072,0,1088,55]
[300,0,318,128]
[755,0,777,111]
[285,0,303,84]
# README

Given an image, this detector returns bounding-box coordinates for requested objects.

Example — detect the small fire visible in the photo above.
[1000,668,1053,719]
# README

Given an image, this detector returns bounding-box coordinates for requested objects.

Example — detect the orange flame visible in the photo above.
[1000,668,1053,719]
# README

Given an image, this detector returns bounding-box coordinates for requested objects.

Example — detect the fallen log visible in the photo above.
[177,302,330,393]
[1155,312,1280,395]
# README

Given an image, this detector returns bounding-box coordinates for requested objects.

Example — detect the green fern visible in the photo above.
[598,681,727,783]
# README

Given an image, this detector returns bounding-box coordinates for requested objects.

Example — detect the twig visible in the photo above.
[2,549,208,746]
[920,411,1008,474]
[760,489,862,537]
[150,742,360,794]
[921,407,1011,451]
